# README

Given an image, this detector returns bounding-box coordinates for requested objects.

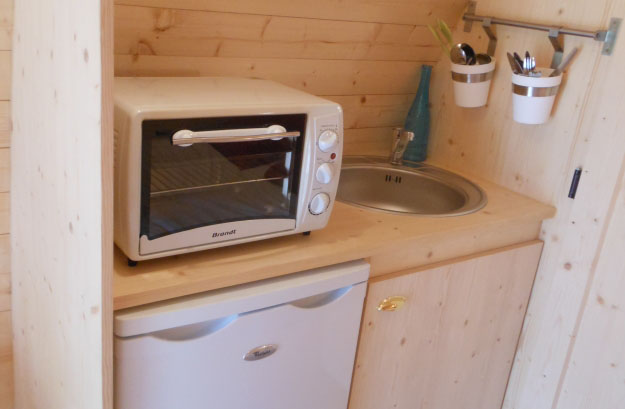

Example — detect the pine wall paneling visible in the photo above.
[0,0,11,406]
[111,1,462,156]
[11,0,111,408]
[426,1,625,408]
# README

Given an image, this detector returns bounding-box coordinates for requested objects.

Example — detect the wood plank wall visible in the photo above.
[11,0,110,408]
[112,0,466,155]
[426,1,625,408]
[0,0,12,406]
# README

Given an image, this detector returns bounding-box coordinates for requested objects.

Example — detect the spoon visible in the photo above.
[462,43,477,65]
[451,43,477,65]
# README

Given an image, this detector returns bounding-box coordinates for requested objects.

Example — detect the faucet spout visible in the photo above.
[389,128,415,165]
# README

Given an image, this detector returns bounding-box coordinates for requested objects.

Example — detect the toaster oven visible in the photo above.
[114,77,343,262]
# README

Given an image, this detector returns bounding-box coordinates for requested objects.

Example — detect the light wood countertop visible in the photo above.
[113,176,555,310]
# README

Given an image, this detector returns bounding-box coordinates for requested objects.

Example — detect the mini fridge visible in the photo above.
[114,260,369,409]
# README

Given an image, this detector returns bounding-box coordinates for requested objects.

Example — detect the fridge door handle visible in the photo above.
[289,285,354,309]
[150,314,239,341]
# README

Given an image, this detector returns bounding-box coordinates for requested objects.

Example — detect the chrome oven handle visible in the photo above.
[172,125,301,146]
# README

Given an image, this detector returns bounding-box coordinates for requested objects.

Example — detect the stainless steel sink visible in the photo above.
[337,156,487,216]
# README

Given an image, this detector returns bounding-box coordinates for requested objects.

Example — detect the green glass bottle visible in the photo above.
[403,65,432,162]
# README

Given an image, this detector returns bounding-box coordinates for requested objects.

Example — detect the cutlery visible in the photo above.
[462,43,477,65]
[476,53,492,65]
[513,52,524,71]
[451,43,477,65]
[506,52,523,74]
[550,47,579,77]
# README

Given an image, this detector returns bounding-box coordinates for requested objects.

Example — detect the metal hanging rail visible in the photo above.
[462,1,622,64]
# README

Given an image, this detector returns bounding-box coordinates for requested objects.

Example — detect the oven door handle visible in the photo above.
[172,125,301,146]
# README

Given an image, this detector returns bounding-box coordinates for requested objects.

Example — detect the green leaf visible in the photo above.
[438,19,454,46]
[428,25,450,57]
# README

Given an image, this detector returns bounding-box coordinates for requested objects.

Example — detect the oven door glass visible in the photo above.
[140,114,307,241]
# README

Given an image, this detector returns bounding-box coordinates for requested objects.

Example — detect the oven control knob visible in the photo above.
[318,130,338,152]
[309,193,330,215]
[316,163,334,184]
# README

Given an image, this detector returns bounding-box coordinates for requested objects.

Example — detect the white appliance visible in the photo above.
[114,260,369,409]
[114,77,343,262]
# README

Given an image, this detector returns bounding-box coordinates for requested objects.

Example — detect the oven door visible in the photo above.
[138,114,307,255]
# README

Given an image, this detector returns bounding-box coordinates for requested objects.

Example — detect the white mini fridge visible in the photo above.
[114,260,369,409]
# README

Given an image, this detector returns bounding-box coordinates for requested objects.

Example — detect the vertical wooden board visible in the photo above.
[0,0,11,51]
[0,148,8,192]
[349,242,542,409]
[12,0,107,408]
[115,55,424,96]
[0,192,7,234]
[502,3,625,408]
[0,234,9,312]
[554,163,625,409]
[0,102,9,148]
[0,311,12,409]
[114,0,467,26]
[0,51,9,100]
[0,237,8,310]
[423,2,625,408]
[114,6,440,62]
[101,0,114,407]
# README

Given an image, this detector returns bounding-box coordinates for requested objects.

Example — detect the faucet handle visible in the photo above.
[403,131,415,142]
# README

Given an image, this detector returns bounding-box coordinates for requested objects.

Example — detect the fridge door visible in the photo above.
[114,260,369,409]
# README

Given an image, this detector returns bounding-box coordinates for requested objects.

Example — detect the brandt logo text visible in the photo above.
[212,229,236,238]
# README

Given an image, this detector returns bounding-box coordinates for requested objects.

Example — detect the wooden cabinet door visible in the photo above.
[349,241,543,409]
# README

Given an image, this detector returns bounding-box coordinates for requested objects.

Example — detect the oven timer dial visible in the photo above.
[318,130,338,152]
[309,193,331,215]
[315,163,334,184]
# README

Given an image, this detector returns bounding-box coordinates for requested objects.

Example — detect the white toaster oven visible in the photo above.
[114,77,343,263]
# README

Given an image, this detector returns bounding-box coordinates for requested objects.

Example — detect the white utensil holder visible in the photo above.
[511,70,562,124]
[451,59,496,108]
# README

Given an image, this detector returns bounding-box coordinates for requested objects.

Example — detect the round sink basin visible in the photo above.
[337,156,487,216]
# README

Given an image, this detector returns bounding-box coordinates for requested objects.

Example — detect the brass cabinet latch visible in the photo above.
[377,296,406,312]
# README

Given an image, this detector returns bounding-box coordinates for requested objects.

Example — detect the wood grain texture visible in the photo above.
[0,102,9,148]
[113,175,554,310]
[0,148,8,193]
[0,51,9,100]
[0,311,13,409]
[115,5,440,62]
[114,0,467,26]
[343,127,394,157]
[115,54,426,95]
[0,192,7,235]
[0,234,8,312]
[101,0,114,408]
[349,241,543,409]
[12,0,107,408]
[112,1,443,158]
[425,2,625,409]
[0,0,11,51]
[555,158,625,408]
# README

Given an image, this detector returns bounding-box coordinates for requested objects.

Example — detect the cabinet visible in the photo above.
[349,241,543,409]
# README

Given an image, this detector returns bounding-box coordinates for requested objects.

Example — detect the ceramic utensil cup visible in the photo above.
[511,70,562,124]
[450,59,496,108]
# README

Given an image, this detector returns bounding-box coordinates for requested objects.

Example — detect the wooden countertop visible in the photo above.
[113,175,555,310]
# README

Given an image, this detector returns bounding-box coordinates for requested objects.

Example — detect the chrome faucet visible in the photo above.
[389,127,415,165]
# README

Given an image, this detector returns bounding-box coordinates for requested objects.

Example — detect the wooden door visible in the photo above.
[349,241,542,409]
